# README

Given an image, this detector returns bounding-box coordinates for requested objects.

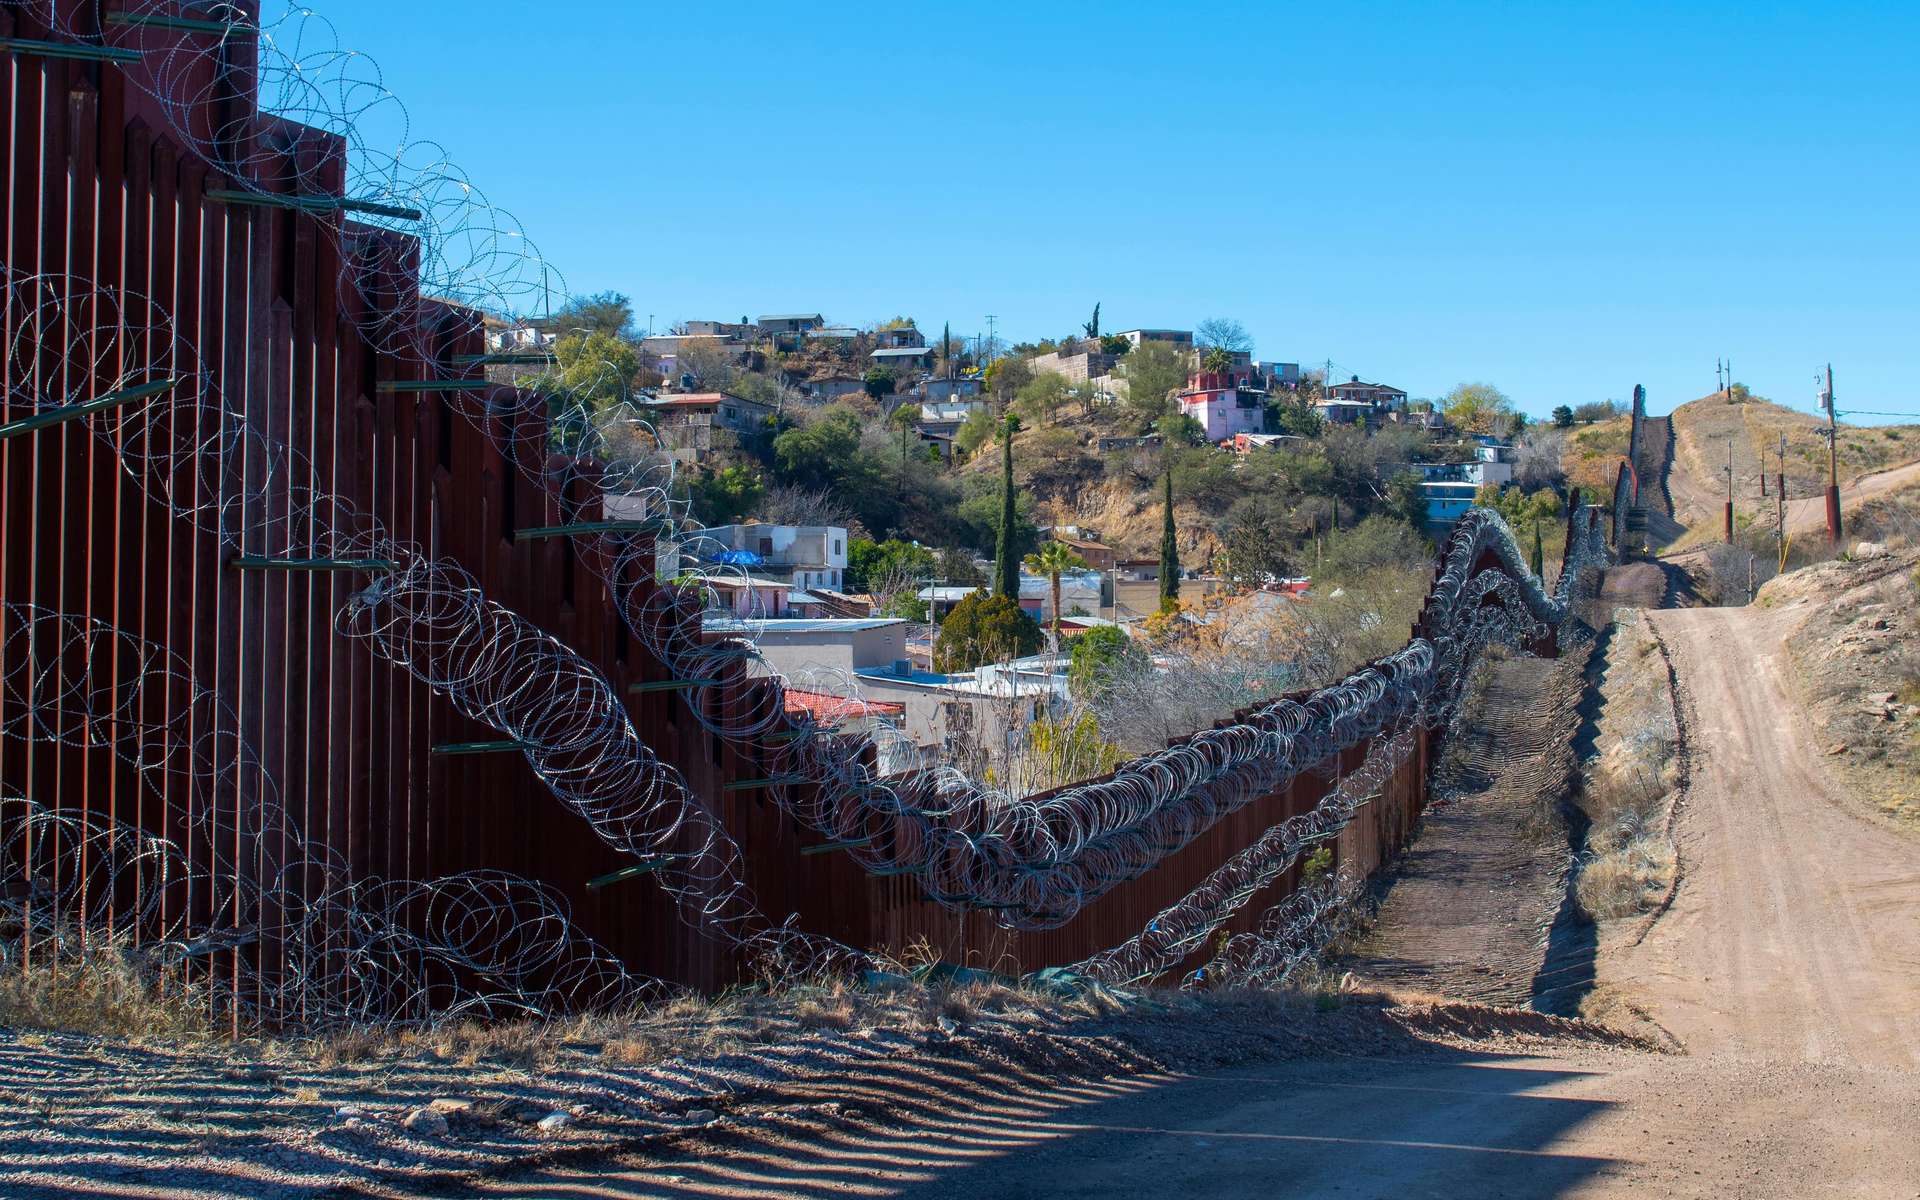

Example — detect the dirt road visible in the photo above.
[489,1042,1918,1199]
[1779,457,1920,537]
[1617,605,1920,1064]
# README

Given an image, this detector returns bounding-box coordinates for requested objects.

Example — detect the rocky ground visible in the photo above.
[1760,547,1920,824]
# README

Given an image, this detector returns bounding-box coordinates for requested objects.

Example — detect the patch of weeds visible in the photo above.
[0,941,207,1040]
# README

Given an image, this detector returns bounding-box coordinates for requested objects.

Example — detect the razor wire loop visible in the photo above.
[0,601,650,1029]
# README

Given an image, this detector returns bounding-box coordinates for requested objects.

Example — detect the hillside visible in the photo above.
[1561,391,1920,547]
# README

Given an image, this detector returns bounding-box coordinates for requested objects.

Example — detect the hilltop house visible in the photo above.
[758,313,826,352]
[804,374,867,403]
[1176,370,1267,443]
[870,345,935,371]
[645,391,774,457]
[1316,376,1409,427]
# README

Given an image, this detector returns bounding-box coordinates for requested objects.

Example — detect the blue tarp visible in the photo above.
[705,548,764,566]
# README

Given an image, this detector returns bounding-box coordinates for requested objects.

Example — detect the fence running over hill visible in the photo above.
[0,2,1621,1030]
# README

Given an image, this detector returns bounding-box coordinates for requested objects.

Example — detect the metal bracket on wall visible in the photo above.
[0,377,180,441]
[628,678,719,694]
[723,775,808,792]
[0,36,144,64]
[586,856,689,890]
[515,521,663,541]
[229,557,399,572]
[799,836,875,857]
[373,379,489,393]
[431,740,532,756]
[104,11,258,35]
[206,188,422,223]
[453,353,556,366]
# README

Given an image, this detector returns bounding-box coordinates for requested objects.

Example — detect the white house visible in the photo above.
[689,522,850,592]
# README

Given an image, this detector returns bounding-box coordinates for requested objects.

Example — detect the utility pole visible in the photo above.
[1821,363,1842,544]
[1722,435,1735,543]
[984,314,998,364]
[1776,432,1787,572]
[1716,357,1724,394]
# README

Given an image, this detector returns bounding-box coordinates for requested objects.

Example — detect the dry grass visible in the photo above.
[0,943,208,1041]
[295,972,1161,1079]
[1574,615,1682,922]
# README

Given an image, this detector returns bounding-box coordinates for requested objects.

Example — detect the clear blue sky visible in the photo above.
[313,1,1918,422]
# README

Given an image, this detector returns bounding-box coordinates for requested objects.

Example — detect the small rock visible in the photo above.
[685,1108,719,1126]
[937,1017,958,1035]
[536,1110,573,1133]
[403,1107,448,1137]
[1854,541,1888,559]
[333,1105,366,1120]
[427,1098,473,1116]
[1828,742,1849,756]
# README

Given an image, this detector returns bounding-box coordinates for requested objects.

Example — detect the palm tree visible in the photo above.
[1023,541,1091,649]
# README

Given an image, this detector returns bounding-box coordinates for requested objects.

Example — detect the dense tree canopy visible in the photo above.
[933,591,1043,672]
[1442,382,1519,437]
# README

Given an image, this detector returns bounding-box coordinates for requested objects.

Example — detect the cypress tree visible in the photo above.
[1159,463,1180,612]
[1530,519,1545,579]
[994,418,1020,599]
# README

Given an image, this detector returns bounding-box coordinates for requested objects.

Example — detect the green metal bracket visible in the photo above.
[206,188,422,222]
[723,775,808,792]
[453,352,556,366]
[586,856,686,890]
[627,678,719,693]
[799,836,874,857]
[230,557,398,572]
[105,11,258,35]
[0,36,145,64]
[374,379,489,393]
[514,520,660,541]
[0,377,179,442]
[431,740,530,756]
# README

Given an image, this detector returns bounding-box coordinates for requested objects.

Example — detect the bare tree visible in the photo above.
[1513,426,1569,491]
[760,482,856,529]
[1195,317,1253,355]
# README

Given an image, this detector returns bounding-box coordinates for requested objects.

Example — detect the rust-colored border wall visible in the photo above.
[2,20,1449,1015]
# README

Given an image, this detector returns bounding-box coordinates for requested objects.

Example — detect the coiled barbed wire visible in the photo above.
[1194,867,1363,990]
[0,267,862,983]
[1073,727,1419,984]
[0,602,649,1028]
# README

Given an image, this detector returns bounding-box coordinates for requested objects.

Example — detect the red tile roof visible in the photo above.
[783,688,904,723]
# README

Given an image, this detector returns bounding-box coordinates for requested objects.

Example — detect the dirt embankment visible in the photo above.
[1756,549,1920,823]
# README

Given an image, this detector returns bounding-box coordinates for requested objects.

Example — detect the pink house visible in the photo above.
[1176,371,1267,443]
